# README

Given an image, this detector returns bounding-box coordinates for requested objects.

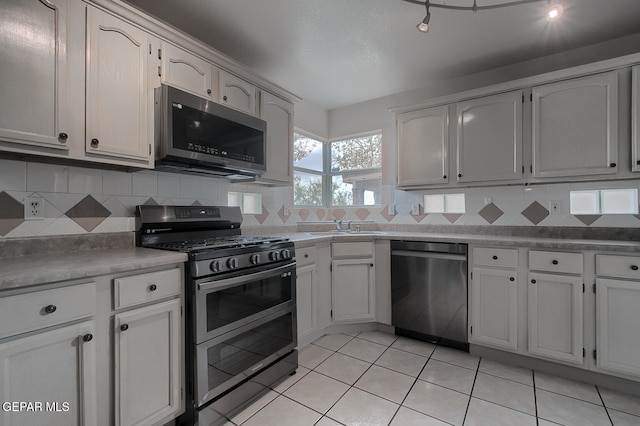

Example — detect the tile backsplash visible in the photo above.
[1,158,639,239]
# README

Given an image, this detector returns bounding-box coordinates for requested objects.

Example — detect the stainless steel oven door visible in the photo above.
[194,262,295,345]
[195,307,297,407]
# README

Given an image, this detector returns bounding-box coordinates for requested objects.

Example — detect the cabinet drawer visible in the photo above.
[597,255,640,280]
[529,250,583,274]
[297,246,317,267]
[472,247,518,268]
[114,268,181,309]
[0,282,96,339]
[332,242,374,258]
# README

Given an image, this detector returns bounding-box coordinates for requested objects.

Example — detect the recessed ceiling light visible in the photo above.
[546,4,563,21]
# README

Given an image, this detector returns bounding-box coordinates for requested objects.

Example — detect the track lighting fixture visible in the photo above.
[402,0,564,33]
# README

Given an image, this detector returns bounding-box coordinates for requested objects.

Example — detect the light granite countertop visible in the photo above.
[283,231,640,252]
[0,248,187,292]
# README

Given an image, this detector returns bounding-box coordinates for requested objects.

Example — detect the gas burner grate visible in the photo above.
[145,235,288,252]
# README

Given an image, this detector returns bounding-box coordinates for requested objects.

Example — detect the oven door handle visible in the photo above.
[197,263,294,291]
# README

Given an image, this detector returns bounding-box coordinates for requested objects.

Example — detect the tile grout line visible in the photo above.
[533,369,539,426]
[461,357,481,425]
[595,385,615,426]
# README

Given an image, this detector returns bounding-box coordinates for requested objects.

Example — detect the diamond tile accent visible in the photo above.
[298,208,310,221]
[411,204,427,223]
[143,197,159,205]
[478,202,504,224]
[316,209,326,220]
[331,209,346,220]
[521,201,549,225]
[277,205,288,223]
[380,204,394,222]
[65,195,111,232]
[355,208,370,221]
[191,200,202,206]
[443,213,463,224]
[254,205,269,224]
[0,192,25,236]
[574,215,601,226]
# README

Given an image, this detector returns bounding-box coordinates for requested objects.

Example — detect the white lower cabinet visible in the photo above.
[296,246,318,346]
[331,242,376,324]
[115,298,182,426]
[471,266,518,351]
[595,254,640,378]
[0,320,97,426]
[528,272,583,364]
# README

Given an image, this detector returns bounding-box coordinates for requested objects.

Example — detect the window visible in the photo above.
[294,130,382,207]
[569,189,638,215]
[228,191,262,214]
[424,193,466,213]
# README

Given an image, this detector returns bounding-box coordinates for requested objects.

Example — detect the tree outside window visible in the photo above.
[293,130,382,207]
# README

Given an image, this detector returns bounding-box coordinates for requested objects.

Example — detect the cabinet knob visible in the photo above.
[44,304,57,314]
[510,277,515,282]
[304,254,309,258]
[58,132,68,143]
[492,255,498,260]
[223,95,228,101]
[149,284,157,291]
[552,260,558,265]
[120,324,129,332]
[370,263,374,267]
[610,163,617,168]
[636,160,640,166]
[83,333,93,342]
[458,173,462,178]
[531,279,537,284]
[90,138,99,148]
[631,265,639,271]
[207,89,212,95]
[443,175,447,179]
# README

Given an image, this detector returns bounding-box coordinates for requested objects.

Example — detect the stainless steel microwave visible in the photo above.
[154,84,266,179]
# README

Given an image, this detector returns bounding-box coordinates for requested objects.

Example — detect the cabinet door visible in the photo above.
[397,106,449,187]
[528,272,583,364]
[258,92,294,184]
[219,70,257,115]
[470,267,518,351]
[296,263,317,343]
[86,7,150,163]
[115,299,182,426]
[596,278,640,378]
[0,321,97,426]
[632,66,640,172]
[331,258,375,323]
[532,72,618,178]
[161,42,217,100]
[0,0,81,151]
[456,91,523,183]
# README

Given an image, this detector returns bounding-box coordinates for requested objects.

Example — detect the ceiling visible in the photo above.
[123,0,640,109]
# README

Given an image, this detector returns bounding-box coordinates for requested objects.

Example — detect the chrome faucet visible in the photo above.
[334,219,352,232]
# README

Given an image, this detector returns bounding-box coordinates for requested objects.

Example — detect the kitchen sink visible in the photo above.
[302,231,384,236]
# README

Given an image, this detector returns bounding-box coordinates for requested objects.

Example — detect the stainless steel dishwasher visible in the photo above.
[391,241,468,351]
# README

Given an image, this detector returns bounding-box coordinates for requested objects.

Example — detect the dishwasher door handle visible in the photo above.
[391,250,467,262]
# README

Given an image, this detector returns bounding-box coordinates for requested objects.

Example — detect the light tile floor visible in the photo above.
[225,331,640,426]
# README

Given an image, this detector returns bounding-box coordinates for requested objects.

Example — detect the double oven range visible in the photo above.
[136,205,298,425]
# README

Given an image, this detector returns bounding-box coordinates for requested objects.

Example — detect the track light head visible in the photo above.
[417,0,431,33]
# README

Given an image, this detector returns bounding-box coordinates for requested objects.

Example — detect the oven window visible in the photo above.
[206,312,293,389]
[206,272,292,332]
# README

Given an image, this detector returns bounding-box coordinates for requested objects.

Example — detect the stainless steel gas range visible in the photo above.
[136,205,298,426]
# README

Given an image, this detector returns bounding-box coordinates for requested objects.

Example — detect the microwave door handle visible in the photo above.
[197,263,293,292]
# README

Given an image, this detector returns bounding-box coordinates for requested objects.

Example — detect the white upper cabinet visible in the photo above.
[0,0,84,153]
[219,70,258,116]
[632,66,640,172]
[160,42,218,101]
[397,106,449,187]
[532,71,618,178]
[86,7,151,165]
[456,91,523,183]
[256,91,294,185]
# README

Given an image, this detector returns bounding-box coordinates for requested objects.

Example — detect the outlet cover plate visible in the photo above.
[25,196,44,220]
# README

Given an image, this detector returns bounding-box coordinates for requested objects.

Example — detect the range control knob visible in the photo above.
[210,260,222,272]
[281,249,291,259]
[227,257,239,269]
[270,251,280,261]
[250,254,261,265]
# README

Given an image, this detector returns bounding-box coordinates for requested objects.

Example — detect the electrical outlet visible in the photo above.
[549,200,561,214]
[411,203,420,215]
[283,204,290,217]
[25,196,44,220]
[388,204,396,216]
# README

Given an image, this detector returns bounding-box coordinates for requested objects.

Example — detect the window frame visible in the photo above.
[293,129,383,208]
